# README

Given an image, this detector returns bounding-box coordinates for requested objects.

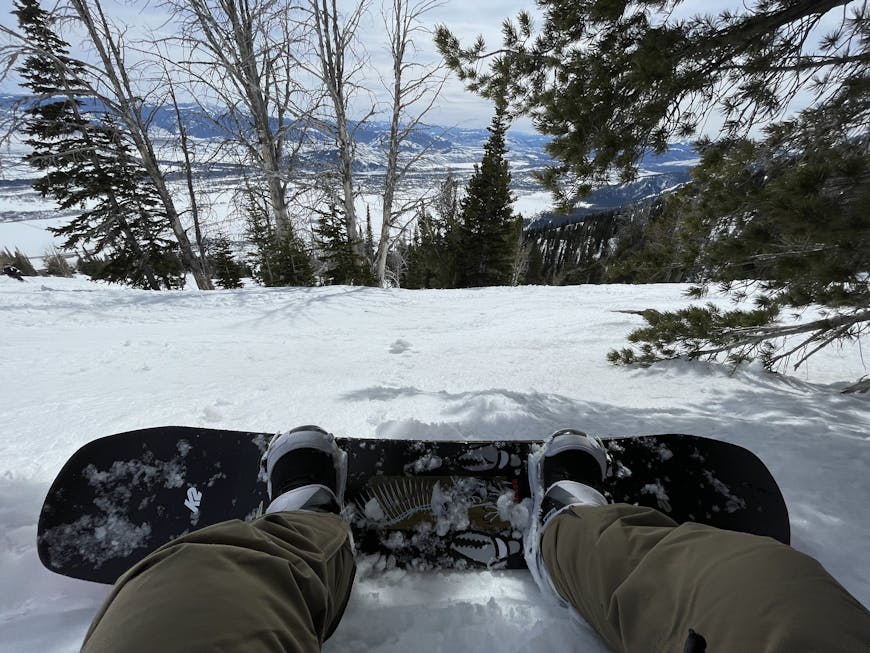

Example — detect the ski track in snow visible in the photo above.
[1,277,869,652]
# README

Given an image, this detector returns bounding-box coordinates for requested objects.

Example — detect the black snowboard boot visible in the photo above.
[262,425,347,515]
[525,429,609,600]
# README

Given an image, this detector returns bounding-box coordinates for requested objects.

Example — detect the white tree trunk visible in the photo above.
[374,0,446,286]
[308,0,368,259]
[172,0,313,241]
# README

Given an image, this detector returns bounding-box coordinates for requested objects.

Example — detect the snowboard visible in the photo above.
[38,427,790,584]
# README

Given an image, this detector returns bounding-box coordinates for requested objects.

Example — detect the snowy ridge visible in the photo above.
[1,277,868,652]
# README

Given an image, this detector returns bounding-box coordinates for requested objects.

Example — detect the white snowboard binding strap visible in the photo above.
[266,485,341,514]
[525,429,609,604]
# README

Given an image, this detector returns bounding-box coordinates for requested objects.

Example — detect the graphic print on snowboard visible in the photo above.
[38,427,790,584]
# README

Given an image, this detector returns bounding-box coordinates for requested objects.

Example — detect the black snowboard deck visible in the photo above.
[38,427,790,584]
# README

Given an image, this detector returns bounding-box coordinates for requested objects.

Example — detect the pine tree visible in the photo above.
[523,240,545,285]
[431,173,462,288]
[14,0,182,290]
[455,105,521,287]
[313,202,375,286]
[365,205,375,264]
[37,114,184,289]
[12,0,83,100]
[402,175,464,289]
[605,134,870,389]
[403,224,425,289]
[437,1,867,202]
[246,197,314,287]
[52,117,185,289]
[403,206,443,289]
[439,1,870,386]
[209,233,244,289]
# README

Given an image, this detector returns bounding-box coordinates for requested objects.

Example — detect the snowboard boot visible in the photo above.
[525,429,609,602]
[262,425,348,515]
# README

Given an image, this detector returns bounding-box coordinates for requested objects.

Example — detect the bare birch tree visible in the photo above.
[161,63,209,271]
[375,0,445,286]
[168,0,318,240]
[297,0,374,261]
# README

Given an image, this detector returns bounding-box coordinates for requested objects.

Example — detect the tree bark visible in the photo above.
[166,77,209,272]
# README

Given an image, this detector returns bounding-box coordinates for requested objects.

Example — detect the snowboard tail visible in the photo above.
[38,427,790,584]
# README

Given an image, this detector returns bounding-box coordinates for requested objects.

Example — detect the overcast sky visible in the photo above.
[0,1,852,132]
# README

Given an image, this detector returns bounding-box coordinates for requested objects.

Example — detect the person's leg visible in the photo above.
[81,511,355,653]
[525,430,870,652]
[83,426,356,653]
[542,503,870,652]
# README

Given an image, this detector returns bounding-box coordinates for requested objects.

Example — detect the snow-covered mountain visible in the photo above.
[0,95,551,169]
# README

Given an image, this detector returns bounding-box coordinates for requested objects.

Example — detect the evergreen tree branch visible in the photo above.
[692,310,870,360]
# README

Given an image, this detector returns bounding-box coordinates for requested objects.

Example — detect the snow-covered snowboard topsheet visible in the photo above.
[37,427,789,584]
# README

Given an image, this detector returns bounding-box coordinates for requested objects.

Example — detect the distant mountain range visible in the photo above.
[0,95,700,223]
[0,93,553,174]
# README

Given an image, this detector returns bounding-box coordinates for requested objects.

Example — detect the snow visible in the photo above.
[364,497,387,521]
[1,277,869,652]
[640,481,672,513]
[513,190,556,219]
[497,492,532,532]
[0,214,70,259]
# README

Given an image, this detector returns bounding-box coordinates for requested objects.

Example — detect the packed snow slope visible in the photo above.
[1,277,868,652]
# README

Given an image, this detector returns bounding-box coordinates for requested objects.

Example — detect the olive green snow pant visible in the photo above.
[80,512,355,653]
[543,504,870,652]
[81,506,870,653]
